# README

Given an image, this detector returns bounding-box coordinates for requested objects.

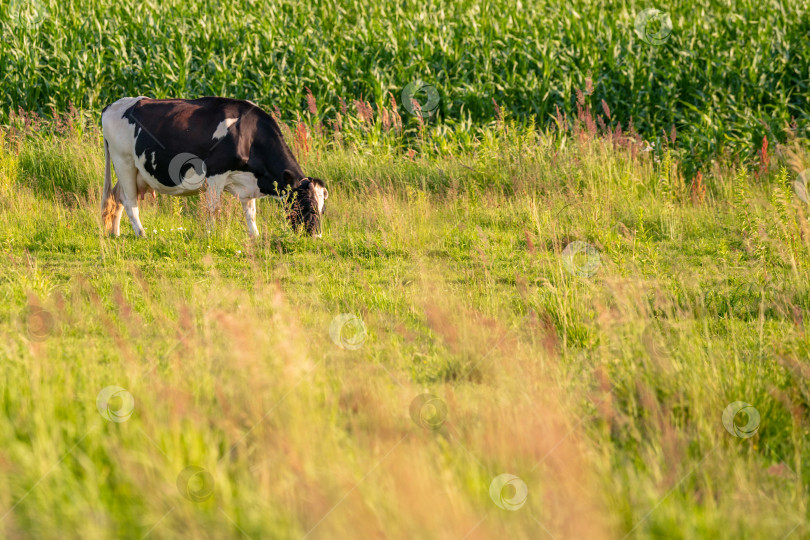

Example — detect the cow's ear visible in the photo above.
[283,169,297,184]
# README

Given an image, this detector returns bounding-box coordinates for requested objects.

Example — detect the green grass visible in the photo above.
[0,112,808,538]
[1,0,809,167]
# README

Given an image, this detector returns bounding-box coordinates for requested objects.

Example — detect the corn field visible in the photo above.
[2,0,808,165]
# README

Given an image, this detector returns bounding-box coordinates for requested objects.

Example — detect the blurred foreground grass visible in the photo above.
[0,112,808,539]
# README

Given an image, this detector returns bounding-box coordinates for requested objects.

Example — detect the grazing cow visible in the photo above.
[100,96,328,238]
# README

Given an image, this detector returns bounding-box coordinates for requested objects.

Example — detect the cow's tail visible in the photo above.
[100,139,120,233]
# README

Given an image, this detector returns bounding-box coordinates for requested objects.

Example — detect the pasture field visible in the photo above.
[0,108,809,539]
[2,0,810,538]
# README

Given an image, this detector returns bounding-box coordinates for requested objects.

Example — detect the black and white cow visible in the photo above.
[101,96,328,237]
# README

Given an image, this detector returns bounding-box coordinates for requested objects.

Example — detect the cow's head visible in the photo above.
[285,171,328,237]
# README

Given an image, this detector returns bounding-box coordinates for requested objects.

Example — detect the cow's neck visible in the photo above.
[276,155,306,192]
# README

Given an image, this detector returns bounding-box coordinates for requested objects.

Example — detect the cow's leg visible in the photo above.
[124,205,146,237]
[241,198,259,238]
[110,153,146,237]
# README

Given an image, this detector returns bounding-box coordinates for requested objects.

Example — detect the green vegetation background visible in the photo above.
[2,0,809,167]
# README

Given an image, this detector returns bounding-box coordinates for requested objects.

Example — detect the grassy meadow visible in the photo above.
[0,106,809,539]
[2,0,810,538]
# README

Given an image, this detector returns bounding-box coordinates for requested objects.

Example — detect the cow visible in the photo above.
[100,96,328,238]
